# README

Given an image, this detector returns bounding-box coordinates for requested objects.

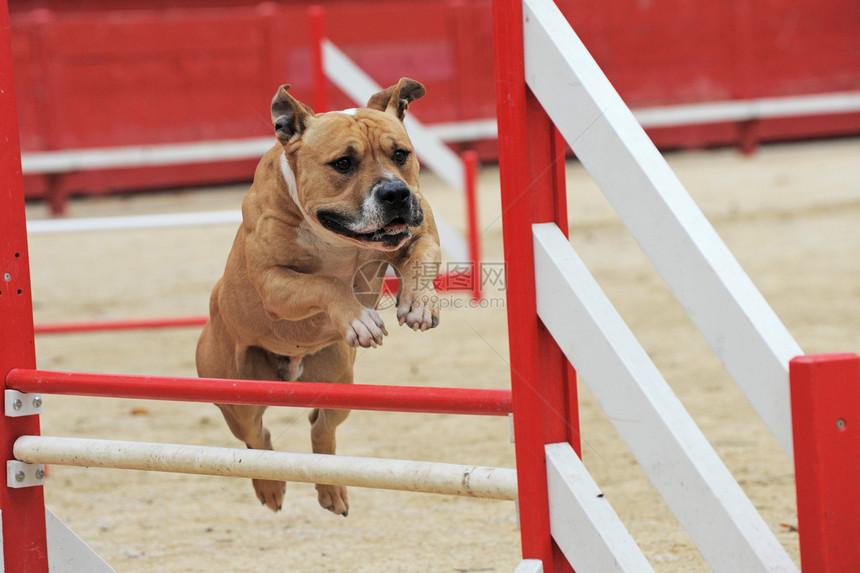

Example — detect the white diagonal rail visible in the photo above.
[14,436,517,501]
[545,443,653,572]
[534,223,797,572]
[523,0,802,458]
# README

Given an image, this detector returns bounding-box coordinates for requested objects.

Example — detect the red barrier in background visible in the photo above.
[8,0,860,203]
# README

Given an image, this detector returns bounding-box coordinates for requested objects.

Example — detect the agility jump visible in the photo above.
[3,0,860,572]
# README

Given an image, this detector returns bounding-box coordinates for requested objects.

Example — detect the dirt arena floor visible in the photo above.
[23,137,860,571]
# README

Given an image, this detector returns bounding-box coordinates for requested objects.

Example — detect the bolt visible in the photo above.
[32,396,42,409]
[35,467,45,480]
[837,418,846,430]
[15,470,25,483]
[3,273,10,281]
[12,398,22,411]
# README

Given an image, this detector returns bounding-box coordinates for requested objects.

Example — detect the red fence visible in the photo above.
[9,0,860,201]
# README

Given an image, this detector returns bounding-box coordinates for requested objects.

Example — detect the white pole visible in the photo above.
[14,436,517,501]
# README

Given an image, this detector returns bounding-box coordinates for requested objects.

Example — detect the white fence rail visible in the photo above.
[545,443,652,572]
[523,0,803,458]
[14,436,517,501]
[534,223,796,572]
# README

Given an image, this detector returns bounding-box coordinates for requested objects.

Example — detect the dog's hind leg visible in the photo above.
[308,407,351,515]
[301,342,355,516]
[213,345,287,512]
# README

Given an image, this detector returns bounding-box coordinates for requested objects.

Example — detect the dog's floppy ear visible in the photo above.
[271,84,314,142]
[366,78,425,122]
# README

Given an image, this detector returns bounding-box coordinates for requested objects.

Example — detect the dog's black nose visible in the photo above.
[377,181,411,207]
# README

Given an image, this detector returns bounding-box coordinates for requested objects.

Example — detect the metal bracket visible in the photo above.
[4,389,42,417]
[7,460,46,488]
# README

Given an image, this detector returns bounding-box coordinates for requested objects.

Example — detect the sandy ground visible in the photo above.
[23,137,860,572]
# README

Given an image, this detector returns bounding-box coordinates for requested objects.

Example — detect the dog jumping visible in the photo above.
[196,78,441,516]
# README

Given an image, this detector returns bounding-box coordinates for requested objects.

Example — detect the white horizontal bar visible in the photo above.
[635,91,860,128]
[21,137,274,175]
[14,436,517,500]
[546,443,653,572]
[20,122,495,176]
[533,223,797,572]
[26,210,243,235]
[18,92,860,178]
[523,0,802,458]
[428,118,497,142]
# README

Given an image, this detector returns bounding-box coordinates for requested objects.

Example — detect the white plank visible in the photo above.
[20,125,492,175]
[523,0,802,458]
[46,509,115,572]
[27,210,242,235]
[15,436,517,501]
[545,443,653,572]
[533,223,797,572]
[427,118,497,142]
[513,559,543,573]
[322,40,465,194]
[21,137,273,174]
[634,91,860,128]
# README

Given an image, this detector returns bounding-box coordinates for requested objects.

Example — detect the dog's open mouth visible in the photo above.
[317,212,412,248]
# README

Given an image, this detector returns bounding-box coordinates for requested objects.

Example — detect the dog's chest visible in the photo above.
[293,223,381,284]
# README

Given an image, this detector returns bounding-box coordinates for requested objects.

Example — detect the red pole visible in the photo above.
[0,1,50,568]
[462,151,482,301]
[308,5,329,114]
[790,353,860,571]
[491,0,577,570]
[34,315,209,335]
[7,369,512,417]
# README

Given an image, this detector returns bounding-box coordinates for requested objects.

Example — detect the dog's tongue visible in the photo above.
[383,222,408,231]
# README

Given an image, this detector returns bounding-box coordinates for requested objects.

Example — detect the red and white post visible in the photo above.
[492,0,579,570]
[1,0,50,569]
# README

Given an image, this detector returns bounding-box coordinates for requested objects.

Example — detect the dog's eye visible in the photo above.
[393,149,410,165]
[330,156,353,174]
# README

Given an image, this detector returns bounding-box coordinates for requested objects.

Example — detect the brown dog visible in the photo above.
[196,78,441,516]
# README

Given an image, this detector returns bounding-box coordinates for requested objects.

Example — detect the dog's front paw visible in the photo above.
[344,307,388,348]
[316,483,349,516]
[253,478,286,512]
[397,289,440,331]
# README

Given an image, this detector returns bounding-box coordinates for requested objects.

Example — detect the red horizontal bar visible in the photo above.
[34,315,208,335]
[6,369,512,417]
